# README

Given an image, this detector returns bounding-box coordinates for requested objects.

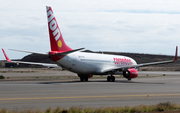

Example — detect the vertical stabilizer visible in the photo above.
[46,6,72,52]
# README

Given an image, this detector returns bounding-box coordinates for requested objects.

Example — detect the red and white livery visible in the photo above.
[2,6,178,82]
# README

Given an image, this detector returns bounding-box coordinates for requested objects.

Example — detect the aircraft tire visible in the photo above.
[112,76,115,82]
[85,76,88,81]
[80,76,84,81]
[79,75,88,82]
[107,76,111,82]
[107,76,115,82]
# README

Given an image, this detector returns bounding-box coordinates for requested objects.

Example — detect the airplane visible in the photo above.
[2,6,178,82]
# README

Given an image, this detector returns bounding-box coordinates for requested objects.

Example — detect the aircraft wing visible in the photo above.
[102,46,178,73]
[2,49,59,68]
[9,49,48,55]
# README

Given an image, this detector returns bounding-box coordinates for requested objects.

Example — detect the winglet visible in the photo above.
[174,46,178,62]
[2,49,11,62]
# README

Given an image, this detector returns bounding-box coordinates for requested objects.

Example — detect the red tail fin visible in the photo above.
[46,6,72,52]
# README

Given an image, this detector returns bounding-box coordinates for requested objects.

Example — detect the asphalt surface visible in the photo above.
[0,69,180,110]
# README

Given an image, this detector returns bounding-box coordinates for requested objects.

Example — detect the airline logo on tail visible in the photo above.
[47,7,62,48]
[46,6,72,52]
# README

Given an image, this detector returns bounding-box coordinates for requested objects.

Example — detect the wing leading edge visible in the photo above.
[102,46,178,73]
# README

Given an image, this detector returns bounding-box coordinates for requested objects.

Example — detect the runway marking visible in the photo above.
[0,94,180,101]
[0,89,137,93]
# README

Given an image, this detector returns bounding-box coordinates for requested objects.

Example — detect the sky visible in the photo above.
[1,0,180,60]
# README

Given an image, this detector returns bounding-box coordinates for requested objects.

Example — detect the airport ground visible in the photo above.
[0,68,180,111]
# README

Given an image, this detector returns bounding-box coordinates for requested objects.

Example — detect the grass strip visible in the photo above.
[1,102,180,113]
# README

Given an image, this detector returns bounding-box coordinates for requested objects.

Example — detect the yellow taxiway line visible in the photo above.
[0,94,180,101]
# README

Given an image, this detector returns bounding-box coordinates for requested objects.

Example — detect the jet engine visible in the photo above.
[123,68,138,79]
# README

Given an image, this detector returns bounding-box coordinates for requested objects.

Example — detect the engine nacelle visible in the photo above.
[123,68,138,79]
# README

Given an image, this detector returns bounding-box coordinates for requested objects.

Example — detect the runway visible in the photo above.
[0,69,180,110]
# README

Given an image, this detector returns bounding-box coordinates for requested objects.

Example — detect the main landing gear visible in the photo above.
[107,74,115,82]
[78,74,88,82]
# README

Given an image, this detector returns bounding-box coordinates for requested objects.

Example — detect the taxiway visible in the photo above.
[0,69,180,110]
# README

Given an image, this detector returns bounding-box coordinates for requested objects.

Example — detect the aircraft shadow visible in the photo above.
[113,80,165,84]
[38,79,164,85]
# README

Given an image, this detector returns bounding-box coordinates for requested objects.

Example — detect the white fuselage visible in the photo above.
[56,52,137,75]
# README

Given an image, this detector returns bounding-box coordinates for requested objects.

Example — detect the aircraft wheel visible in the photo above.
[107,76,111,82]
[128,78,131,81]
[112,76,115,82]
[84,76,88,81]
[79,75,88,82]
[80,76,84,81]
[107,76,115,82]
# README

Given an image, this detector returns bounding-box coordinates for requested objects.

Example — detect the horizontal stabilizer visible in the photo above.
[53,48,85,56]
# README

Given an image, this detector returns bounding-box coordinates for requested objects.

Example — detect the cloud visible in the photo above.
[0,0,180,60]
